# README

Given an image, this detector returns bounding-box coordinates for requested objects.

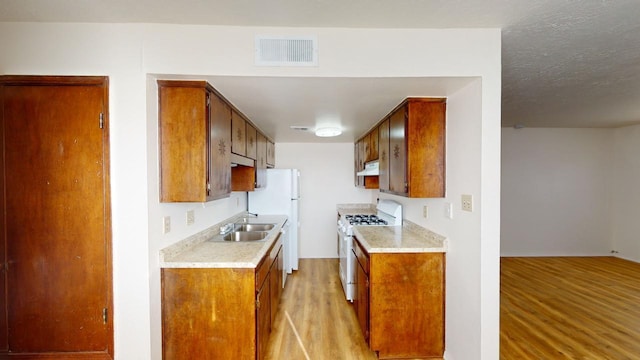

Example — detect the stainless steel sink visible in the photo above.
[233,223,276,232]
[223,231,270,242]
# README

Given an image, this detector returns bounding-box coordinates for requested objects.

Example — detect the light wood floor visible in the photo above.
[266,258,378,360]
[501,257,640,359]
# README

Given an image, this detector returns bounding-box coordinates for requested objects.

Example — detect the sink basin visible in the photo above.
[233,223,276,232]
[223,231,270,242]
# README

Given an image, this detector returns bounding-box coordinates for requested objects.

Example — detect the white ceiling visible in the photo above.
[3,0,640,141]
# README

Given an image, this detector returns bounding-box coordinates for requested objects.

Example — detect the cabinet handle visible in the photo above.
[256,298,260,309]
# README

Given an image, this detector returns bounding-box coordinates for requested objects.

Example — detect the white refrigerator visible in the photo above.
[248,169,300,282]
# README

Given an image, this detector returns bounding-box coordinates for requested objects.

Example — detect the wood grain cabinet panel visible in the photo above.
[162,237,283,360]
[367,126,379,162]
[231,109,247,157]
[388,98,446,198]
[256,132,268,190]
[158,80,231,202]
[266,140,275,168]
[246,123,257,160]
[378,119,390,191]
[357,97,446,198]
[353,236,445,359]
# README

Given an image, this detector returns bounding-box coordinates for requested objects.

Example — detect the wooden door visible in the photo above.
[0,76,113,358]
[389,105,407,195]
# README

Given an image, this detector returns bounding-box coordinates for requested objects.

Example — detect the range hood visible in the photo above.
[357,161,379,176]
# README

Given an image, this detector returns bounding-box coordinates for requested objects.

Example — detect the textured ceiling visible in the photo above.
[2,0,639,134]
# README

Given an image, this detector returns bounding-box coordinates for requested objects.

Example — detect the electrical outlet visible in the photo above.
[423,205,428,219]
[445,202,453,219]
[163,216,171,234]
[236,197,240,207]
[461,194,473,212]
[186,210,195,226]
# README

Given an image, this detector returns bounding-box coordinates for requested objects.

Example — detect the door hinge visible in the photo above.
[102,308,108,324]
[99,113,104,129]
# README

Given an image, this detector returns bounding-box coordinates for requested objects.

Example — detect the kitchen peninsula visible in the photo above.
[338,204,447,359]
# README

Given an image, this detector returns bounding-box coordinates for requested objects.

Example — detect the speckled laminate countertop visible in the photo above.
[337,203,447,253]
[159,214,288,269]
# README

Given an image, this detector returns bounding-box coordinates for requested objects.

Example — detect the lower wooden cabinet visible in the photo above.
[162,237,283,360]
[353,236,445,359]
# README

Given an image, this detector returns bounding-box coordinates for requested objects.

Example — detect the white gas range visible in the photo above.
[337,199,402,301]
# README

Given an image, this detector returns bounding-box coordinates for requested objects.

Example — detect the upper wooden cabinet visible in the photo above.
[256,132,268,190]
[389,98,445,197]
[369,98,446,198]
[366,126,379,162]
[266,140,275,168]
[158,80,231,202]
[246,123,257,160]
[378,118,390,191]
[231,109,247,157]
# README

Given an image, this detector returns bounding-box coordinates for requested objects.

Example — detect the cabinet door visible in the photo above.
[367,127,379,161]
[270,247,283,326]
[158,82,209,202]
[209,92,232,200]
[256,275,270,360]
[231,109,246,156]
[378,119,390,191]
[389,105,407,195]
[266,140,275,167]
[356,139,366,188]
[256,132,267,189]
[354,250,369,342]
[246,123,257,160]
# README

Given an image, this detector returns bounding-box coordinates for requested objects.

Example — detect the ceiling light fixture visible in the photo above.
[315,127,342,137]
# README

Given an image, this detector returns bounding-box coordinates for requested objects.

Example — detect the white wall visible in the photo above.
[1,23,501,360]
[611,124,640,262]
[501,128,613,256]
[275,143,373,258]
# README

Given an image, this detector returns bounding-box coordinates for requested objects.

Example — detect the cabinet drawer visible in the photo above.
[354,237,369,274]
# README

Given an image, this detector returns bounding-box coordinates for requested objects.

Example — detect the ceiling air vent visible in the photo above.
[255,36,318,67]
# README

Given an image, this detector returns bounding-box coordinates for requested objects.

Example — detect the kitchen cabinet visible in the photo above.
[378,118,390,191]
[231,109,247,157]
[246,123,257,160]
[366,126,379,162]
[387,98,446,198]
[353,236,445,359]
[353,238,370,342]
[158,80,231,202]
[162,236,283,360]
[355,136,379,190]
[256,132,268,190]
[266,140,275,168]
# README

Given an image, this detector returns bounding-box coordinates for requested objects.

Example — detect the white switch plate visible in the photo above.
[445,202,453,219]
[423,205,428,219]
[461,194,473,212]
[163,216,171,234]
[186,210,195,226]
